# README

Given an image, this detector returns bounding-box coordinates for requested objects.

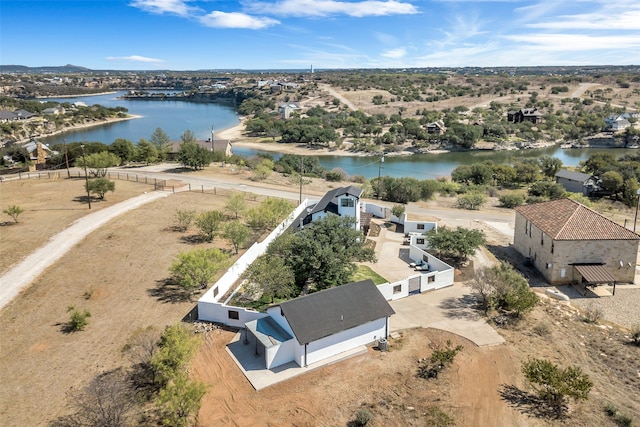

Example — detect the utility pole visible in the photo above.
[211,125,215,152]
[299,156,304,204]
[634,188,640,233]
[377,152,385,200]
[63,139,70,178]
[80,144,91,209]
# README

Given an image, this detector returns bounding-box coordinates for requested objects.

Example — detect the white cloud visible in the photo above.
[247,0,419,18]
[381,47,407,58]
[527,10,640,30]
[130,0,198,17]
[504,33,640,51]
[105,55,164,63]
[199,11,280,29]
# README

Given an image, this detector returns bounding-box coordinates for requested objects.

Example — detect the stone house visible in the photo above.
[514,198,639,286]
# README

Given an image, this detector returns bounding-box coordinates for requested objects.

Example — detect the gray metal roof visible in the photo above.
[310,185,362,216]
[245,316,293,348]
[555,169,592,183]
[279,279,395,345]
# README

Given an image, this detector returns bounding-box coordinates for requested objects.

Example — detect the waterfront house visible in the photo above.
[507,108,543,124]
[554,169,598,195]
[513,198,639,287]
[426,121,446,134]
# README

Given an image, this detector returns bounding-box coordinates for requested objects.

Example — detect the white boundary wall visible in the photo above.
[361,202,387,219]
[198,200,311,320]
[377,245,454,300]
[394,213,437,234]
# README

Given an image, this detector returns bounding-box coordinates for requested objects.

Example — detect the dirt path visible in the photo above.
[571,82,601,98]
[319,83,358,111]
[0,191,168,309]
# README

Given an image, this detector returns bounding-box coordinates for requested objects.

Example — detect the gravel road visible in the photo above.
[0,191,168,310]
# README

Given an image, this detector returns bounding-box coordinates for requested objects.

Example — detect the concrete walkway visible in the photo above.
[0,191,168,310]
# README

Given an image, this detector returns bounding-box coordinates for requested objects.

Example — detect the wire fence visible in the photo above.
[1,170,264,201]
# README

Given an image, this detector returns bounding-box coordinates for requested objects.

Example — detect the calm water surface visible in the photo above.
[40,92,637,179]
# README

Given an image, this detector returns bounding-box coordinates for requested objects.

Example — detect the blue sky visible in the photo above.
[1,0,639,70]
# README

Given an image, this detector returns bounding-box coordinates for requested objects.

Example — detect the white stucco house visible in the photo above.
[293,185,362,231]
[243,279,394,369]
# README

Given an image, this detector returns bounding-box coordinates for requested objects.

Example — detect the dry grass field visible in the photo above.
[1,175,639,427]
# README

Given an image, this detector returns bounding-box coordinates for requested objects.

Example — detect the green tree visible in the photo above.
[76,151,120,177]
[514,161,540,184]
[284,215,376,289]
[86,178,115,200]
[253,158,274,181]
[151,325,200,386]
[177,141,212,170]
[225,192,247,220]
[528,181,566,200]
[242,255,296,303]
[522,358,593,409]
[109,138,135,165]
[425,226,485,261]
[472,263,538,316]
[156,372,207,427]
[180,129,196,144]
[492,164,517,186]
[391,204,406,220]
[600,170,624,195]
[195,210,225,242]
[169,248,229,292]
[3,205,24,223]
[539,156,563,178]
[223,220,249,254]
[150,127,171,160]
[135,138,158,164]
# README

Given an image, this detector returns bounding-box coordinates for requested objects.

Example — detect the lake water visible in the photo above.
[39,92,637,179]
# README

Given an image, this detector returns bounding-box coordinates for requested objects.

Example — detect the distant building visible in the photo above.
[278,103,301,119]
[507,108,543,124]
[554,169,598,195]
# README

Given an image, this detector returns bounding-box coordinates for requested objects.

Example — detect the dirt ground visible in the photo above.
[1,175,639,427]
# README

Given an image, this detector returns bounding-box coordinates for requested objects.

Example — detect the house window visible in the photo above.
[228,310,239,320]
[423,255,429,263]
[393,285,402,294]
[551,242,554,254]
[213,287,219,297]
[417,224,425,230]
[341,198,354,207]
[428,275,435,283]
[416,238,425,245]
[541,234,544,245]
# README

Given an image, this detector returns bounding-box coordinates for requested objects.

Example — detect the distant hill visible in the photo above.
[0,64,92,73]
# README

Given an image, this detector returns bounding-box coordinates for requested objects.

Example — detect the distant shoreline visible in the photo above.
[18,114,142,144]
[36,91,118,99]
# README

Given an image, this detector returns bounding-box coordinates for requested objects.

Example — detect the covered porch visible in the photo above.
[572,264,618,297]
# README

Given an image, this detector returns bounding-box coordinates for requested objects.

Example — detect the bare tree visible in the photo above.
[52,369,135,427]
[123,326,161,388]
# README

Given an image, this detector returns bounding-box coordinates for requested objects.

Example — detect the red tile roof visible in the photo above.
[515,198,639,241]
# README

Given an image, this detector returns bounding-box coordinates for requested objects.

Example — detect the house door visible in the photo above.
[408,276,421,295]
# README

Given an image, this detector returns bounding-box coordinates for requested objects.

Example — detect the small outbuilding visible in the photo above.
[555,169,598,195]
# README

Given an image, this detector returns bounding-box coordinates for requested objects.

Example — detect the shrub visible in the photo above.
[86,177,116,199]
[605,402,634,427]
[3,205,24,223]
[583,303,603,324]
[354,409,373,426]
[499,193,525,208]
[173,209,196,232]
[522,358,592,408]
[325,168,346,182]
[417,340,463,379]
[533,322,551,337]
[456,192,486,210]
[67,306,91,331]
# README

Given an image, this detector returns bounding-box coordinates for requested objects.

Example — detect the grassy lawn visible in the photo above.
[351,265,388,285]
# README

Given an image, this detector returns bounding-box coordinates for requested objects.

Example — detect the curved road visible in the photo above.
[0,166,515,310]
[0,191,168,310]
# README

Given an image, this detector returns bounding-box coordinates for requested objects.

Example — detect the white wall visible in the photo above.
[198,200,311,319]
[197,301,267,328]
[362,202,387,219]
[302,318,388,366]
[403,216,437,234]
[266,339,297,369]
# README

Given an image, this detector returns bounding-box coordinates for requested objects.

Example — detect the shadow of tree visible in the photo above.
[485,243,548,288]
[148,278,194,303]
[438,294,482,320]
[72,195,101,205]
[163,167,195,173]
[499,384,568,420]
[179,234,208,245]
